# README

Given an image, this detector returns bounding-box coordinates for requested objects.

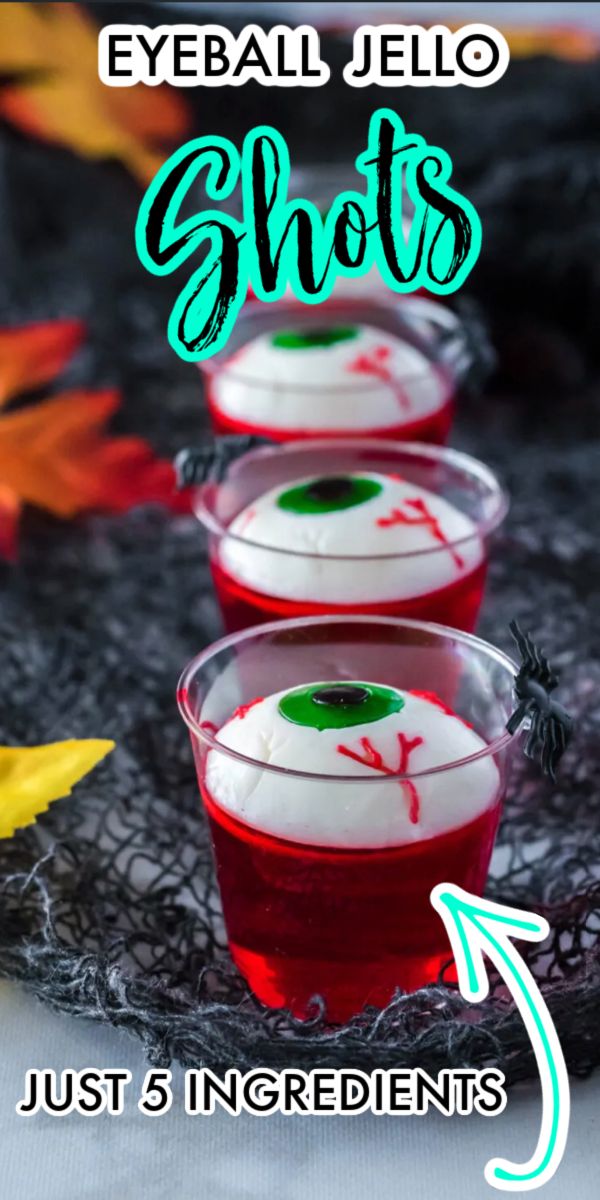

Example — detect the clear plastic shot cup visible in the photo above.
[193,439,508,634]
[177,615,519,1022]
[200,297,471,445]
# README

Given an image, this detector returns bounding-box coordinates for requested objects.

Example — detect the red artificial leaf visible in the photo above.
[0,319,188,557]
[0,483,20,561]
[0,388,180,519]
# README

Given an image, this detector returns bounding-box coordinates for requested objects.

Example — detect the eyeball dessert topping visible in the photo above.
[271,326,359,350]
[209,323,448,434]
[204,683,500,848]
[278,682,404,730]
[277,474,383,515]
[218,471,483,606]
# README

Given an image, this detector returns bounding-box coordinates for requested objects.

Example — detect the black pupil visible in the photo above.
[304,328,330,340]
[312,685,369,707]
[306,476,354,503]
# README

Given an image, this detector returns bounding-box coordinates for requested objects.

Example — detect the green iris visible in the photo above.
[277,474,382,516]
[271,326,358,350]
[278,683,405,731]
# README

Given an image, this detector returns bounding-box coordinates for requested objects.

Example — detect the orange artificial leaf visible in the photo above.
[444,21,600,62]
[0,388,180,519]
[0,319,186,558]
[493,25,600,62]
[0,3,189,184]
[0,316,87,555]
[0,318,84,408]
[324,13,600,62]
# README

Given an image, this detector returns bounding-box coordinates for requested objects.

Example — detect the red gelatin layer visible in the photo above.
[202,782,502,1021]
[210,556,488,635]
[206,387,454,446]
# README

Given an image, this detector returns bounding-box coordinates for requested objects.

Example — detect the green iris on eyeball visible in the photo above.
[271,326,358,350]
[277,474,382,516]
[278,683,405,731]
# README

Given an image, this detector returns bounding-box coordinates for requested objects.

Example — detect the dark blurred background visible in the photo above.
[3,1,600,431]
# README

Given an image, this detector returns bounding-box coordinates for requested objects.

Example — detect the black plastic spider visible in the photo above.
[506,620,574,780]
[174,436,271,488]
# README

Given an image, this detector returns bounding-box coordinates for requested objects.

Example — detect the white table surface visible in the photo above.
[1,979,599,1200]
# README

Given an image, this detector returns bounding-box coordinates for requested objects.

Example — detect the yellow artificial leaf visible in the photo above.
[0,738,115,838]
[0,3,189,184]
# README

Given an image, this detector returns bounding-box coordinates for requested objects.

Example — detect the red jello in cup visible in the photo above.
[193,440,508,634]
[177,616,518,1022]
[200,297,467,446]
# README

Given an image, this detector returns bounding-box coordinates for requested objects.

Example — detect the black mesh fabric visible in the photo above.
[0,20,600,1081]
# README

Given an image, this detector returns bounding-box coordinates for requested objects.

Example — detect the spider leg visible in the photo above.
[506,699,529,735]
[558,708,573,748]
[508,619,524,648]
[525,710,541,759]
[551,714,571,776]
[534,709,545,756]
[539,647,558,692]
[173,447,205,487]
[508,622,572,777]
[553,717,568,756]
[549,716,564,781]
[510,622,533,674]
[519,625,558,691]
[529,636,555,690]
[524,630,546,680]
[541,718,556,780]
[529,636,542,671]
[523,629,538,667]
[542,661,559,693]
[551,719,562,779]
[521,636,536,677]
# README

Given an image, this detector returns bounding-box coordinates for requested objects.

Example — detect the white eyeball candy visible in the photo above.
[205,683,500,848]
[209,323,450,436]
[219,471,483,605]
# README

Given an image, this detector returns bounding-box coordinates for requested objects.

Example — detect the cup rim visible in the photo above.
[193,439,510,562]
[198,298,454,393]
[177,614,519,783]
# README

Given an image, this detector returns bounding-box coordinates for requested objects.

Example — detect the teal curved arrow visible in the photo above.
[430,883,570,1192]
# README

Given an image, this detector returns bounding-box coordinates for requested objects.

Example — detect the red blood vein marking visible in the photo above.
[232,697,264,720]
[200,719,218,735]
[346,344,411,411]
[409,690,456,716]
[410,690,474,730]
[337,732,424,824]
[376,496,464,569]
[397,733,423,824]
